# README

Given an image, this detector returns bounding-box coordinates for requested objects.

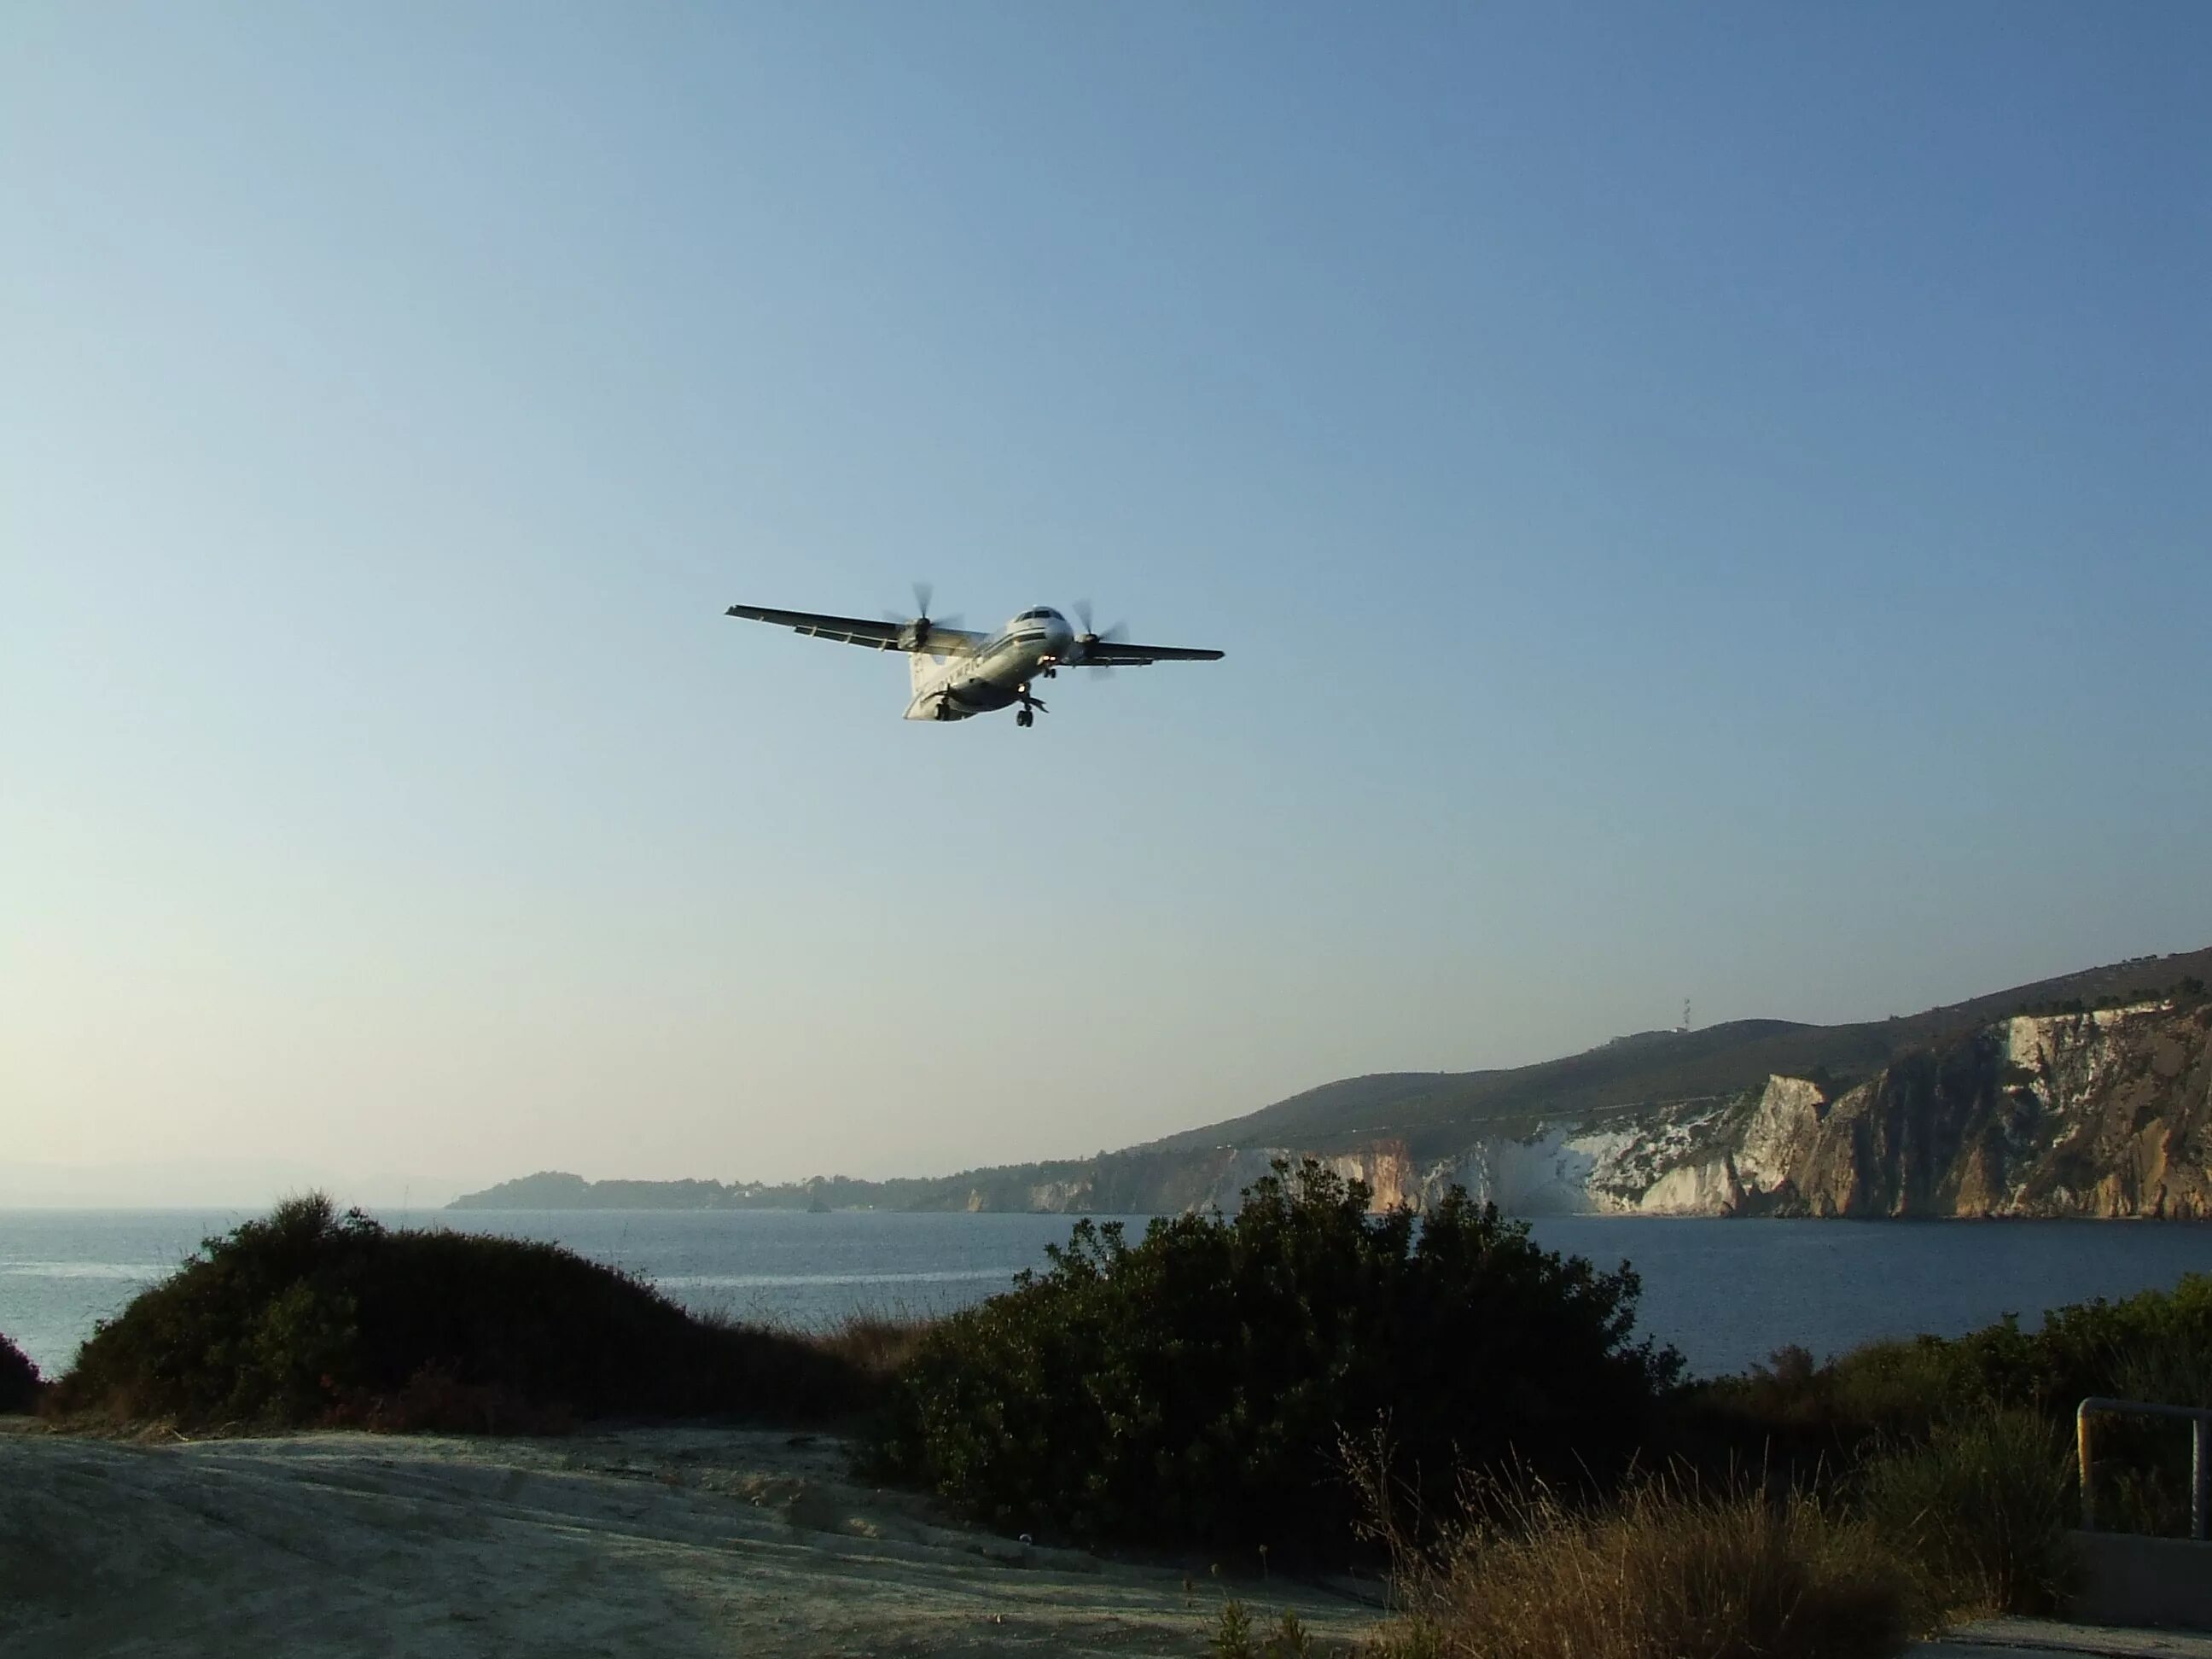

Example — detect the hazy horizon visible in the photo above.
[9,940,2206,1209]
[9,6,2209,1209]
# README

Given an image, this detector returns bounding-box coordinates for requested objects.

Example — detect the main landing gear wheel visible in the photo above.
[1015,683,1047,729]
[1016,708,1033,728]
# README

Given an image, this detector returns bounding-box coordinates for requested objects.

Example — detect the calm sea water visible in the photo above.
[3,1207,2209,1383]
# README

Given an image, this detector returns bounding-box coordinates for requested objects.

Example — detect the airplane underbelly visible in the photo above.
[901,645,1038,721]
[951,677,1017,712]
[903,674,1017,721]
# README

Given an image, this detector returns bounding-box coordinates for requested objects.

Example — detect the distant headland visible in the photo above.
[451,946,2212,1221]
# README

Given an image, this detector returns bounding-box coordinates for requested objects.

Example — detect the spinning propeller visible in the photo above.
[1070,599,1127,672]
[885,582,962,653]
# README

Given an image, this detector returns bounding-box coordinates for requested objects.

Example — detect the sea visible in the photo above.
[4,1207,2209,1384]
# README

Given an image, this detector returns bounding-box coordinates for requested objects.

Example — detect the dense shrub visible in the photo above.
[2034,1272,2212,1409]
[0,1333,43,1414]
[1367,1476,1921,1659]
[1703,1328,2029,1452]
[1693,1273,2212,1452]
[1682,1273,2212,1557]
[324,1365,579,1435]
[48,1194,870,1430]
[865,1160,1681,1555]
[1853,1410,2075,1616]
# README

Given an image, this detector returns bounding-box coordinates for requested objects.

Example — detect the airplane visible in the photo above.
[722,589,1224,727]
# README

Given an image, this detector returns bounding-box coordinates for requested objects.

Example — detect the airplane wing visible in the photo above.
[1074,640,1225,667]
[723,604,986,655]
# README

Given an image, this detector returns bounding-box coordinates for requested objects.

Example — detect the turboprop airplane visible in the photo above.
[722,589,1224,727]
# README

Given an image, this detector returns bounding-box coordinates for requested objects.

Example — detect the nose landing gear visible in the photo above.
[1015,684,1048,730]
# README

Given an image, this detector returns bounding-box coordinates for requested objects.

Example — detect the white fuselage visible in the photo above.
[904,606,1075,722]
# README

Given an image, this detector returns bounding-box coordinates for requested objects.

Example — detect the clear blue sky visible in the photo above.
[5,3,2208,1202]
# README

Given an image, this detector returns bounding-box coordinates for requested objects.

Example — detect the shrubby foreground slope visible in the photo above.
[866,1160,1682,1556]
[23,1180,2212,1656]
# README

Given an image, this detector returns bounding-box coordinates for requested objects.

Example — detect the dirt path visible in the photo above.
[0,1423,1385,1657]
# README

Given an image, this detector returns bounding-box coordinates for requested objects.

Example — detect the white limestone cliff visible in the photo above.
[1183,1001,2208,1220]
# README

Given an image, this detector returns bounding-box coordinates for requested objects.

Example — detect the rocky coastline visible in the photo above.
[455,1001,2210,1221]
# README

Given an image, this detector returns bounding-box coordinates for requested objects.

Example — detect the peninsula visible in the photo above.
[452,947,2212,1221]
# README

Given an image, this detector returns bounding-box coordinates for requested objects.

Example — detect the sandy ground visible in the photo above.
[1930,1620,2212,1659]
[0,1421,1387,1657]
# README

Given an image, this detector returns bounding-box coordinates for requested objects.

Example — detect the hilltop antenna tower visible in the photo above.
[1678,998,1692,1034]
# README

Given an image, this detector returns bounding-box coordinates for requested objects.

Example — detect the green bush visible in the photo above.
[1694,1274,2212,1454]
[49,1194,871,1430]
[865,1160,1682,1555]
[1712,1334,1988,1445]
[2034,1273,2212,1409]
[1211,1602,1324,1659]
[0,1333,43,1413]
[1819,1319,2046,1440]
[1853,1409,2076,1616]
[1684,1276,2212,1562]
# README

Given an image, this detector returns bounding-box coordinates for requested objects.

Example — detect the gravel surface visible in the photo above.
[0,1421,1382,1657]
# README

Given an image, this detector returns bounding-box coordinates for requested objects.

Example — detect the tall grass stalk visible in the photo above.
[1364,1473,1923,1659]
[806,1311,940,1382]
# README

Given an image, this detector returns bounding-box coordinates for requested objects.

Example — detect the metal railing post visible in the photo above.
[2195,1417,2209,1543]
[2079,1400,2097,1533]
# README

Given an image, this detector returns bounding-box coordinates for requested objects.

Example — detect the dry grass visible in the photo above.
[1362,1475,1924,1659]
[805,1311,940,1383]
[700,1306,942,1393]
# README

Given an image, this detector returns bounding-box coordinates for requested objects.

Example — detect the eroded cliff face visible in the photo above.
[1773,1004,2212,1219]
[1174,1003,2211,1220]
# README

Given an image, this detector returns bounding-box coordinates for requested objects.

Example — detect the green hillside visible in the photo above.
[452,945,2212,1212]
[1145,946,2212,1161]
